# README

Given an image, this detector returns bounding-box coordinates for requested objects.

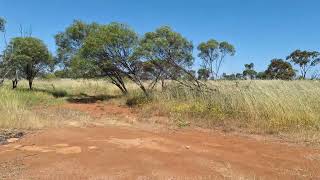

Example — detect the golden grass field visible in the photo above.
[1,79,320,144]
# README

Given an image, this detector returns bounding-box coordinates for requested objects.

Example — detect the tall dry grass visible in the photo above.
[1,78,320,140]
[0,79,96,129]
[0,86,61,129]
[144,80,320,135]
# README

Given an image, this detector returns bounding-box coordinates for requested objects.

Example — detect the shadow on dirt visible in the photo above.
[66,93,122,104]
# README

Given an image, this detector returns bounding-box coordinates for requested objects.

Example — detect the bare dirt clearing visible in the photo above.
[0,102,320,179]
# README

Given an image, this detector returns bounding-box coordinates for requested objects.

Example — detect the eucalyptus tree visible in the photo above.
[137,26,203,90]
[286,50,320,79]
[243,63,257,79]
[81,23,148,95]
[197,39,235,79]
[3,37,53,89]
[265,59,295,80]
[0,21,31,88]
[197,39,219,78]
[55,20,99,72]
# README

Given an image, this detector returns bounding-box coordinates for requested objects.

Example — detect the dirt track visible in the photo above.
[1,103,320,179]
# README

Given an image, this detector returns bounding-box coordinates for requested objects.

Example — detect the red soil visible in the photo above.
[0,102,320,179]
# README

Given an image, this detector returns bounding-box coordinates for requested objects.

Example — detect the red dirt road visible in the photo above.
[1,103,320,179]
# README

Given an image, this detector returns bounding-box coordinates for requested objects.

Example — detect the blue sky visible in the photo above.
[1,0,320,74]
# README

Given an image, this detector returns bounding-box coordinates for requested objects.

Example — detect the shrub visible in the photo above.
[51,89,68,98]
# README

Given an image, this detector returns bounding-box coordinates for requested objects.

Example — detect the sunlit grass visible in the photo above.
[0,83,64,129]
[1,78,320,142]
[144,80,320,134]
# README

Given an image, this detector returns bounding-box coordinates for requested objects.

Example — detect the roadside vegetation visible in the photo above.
[1,78,320,144]
[0,82,63,129]
[1,17,320,144]
[149,80,320,133]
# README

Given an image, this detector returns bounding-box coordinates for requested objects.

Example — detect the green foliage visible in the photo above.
[81,23,138,63]
[55,20,99,68]
[256,72,267,80]
[219,42,236,56]
[197,68,210,80]
[197,39,235,79]
[222,73,238,80]
[42,73,56,80]
[243,63,257,79]
[0,17,5,32]
[3,37,53,89]
[81,22,143,94]
[54,70,69,78]
[69,55,100,78]
[235,73,243,79]
[197,39,219,77]
[138,26,194,73]
[137,26,202,90]
[286,50,320,79]
[265,59,296,80]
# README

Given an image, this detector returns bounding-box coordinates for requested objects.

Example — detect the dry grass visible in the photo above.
[0,86,60,129]
[1,78,320,144]
[0,80,96,129]
[141,80,320,141]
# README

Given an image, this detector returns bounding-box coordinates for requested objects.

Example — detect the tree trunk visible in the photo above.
[12,79,18,89]
[28,79,33,90]
[161,79,166,91]
[139,84,149,97]
[12,80,16,89]
[118,84,128,95]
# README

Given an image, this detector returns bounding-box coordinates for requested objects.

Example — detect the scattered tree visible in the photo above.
[222,73,237,80]
[265,59,295,80]
[3,37,53,89]
[0,18,21,88]
[286,50,320,79]
[81,23,148,95]
[217,42,236,78]
[197,39,235,79]
[137,26,203,90]
[197,39,219,78]
[242,63,257,79]
[235,73,243,79]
